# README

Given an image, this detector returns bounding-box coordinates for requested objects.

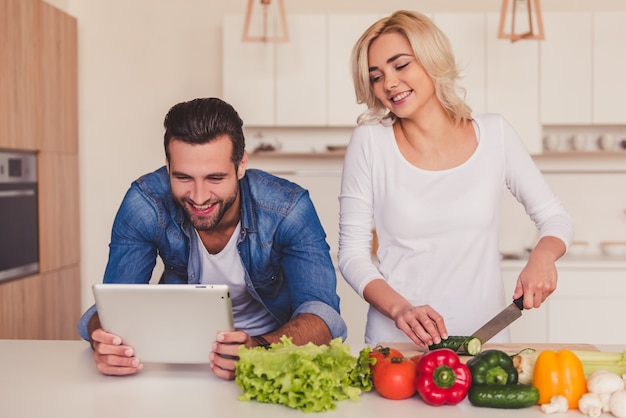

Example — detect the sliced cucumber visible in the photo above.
[429,336,482,355]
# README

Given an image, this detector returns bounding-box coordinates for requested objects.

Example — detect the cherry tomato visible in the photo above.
[372,357,417,400]
[369,345,404,370]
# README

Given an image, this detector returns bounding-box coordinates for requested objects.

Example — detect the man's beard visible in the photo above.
[180,190,238,232]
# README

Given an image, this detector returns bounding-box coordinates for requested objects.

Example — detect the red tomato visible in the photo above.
[369,345,404,369]
[409,354,423,367]
[372,357,417,400]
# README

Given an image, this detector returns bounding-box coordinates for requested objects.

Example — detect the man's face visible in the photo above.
[167,135,247,231]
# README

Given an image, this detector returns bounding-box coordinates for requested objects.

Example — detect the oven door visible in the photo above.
[0,182,39,282]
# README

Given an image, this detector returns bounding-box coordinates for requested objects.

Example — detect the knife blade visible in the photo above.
[469,296,524,345]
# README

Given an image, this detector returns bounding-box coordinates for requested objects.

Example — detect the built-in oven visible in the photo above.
[0,150,39,283]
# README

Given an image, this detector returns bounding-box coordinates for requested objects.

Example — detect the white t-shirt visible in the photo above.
[338,113,574,344]
[194,222,279,336]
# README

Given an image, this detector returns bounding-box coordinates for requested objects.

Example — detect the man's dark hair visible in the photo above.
[163,98,245,165]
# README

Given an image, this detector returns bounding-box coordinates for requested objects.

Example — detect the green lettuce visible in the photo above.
[235,336,373,412]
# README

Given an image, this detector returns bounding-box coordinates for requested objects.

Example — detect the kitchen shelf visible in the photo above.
[502,255,626,270]
[532,151,626,173]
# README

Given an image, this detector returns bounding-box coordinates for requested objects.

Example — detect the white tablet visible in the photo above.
[92,283,234,364]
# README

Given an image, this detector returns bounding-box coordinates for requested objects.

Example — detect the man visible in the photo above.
[78,98,346,380]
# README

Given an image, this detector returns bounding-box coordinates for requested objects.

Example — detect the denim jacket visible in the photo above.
[78,167,347,341]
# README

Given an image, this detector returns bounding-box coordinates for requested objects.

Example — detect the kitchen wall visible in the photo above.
[42,1,626,339]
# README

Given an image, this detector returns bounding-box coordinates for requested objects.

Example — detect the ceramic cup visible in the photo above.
[543,134,560,151]
[570,134,587,151]
[597,134,616,151]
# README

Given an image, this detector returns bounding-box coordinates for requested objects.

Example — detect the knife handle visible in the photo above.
[513,295,524,310]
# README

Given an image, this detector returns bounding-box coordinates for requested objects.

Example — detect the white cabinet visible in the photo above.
[222,14,327,127]
[433,13,487,115]
[327,14,380,127]
[275,14,327,126]
[223,14,376,127]
[486,13,542,154]
[540,11,626,126]
[593,12,626,125]
[222,14,274,126]
[540,13,593,125]
[502,260,626,345]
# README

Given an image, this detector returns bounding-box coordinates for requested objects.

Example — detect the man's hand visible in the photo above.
[209,330,254,380]
[91,327,143,376]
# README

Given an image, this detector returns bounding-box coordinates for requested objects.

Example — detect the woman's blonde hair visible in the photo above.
[351,10,472,126]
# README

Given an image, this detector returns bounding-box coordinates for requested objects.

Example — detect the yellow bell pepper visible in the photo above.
[532,349,587,409]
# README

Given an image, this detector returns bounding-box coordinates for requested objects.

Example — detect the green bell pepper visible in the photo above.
[466,349,518,385]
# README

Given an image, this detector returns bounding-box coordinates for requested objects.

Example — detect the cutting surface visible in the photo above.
[379,342,599,360]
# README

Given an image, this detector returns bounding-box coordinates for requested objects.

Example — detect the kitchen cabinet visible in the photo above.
[275,14,327,126]
[540,11,626,126]
[593,12,626,125]
[502,259,626,345]
[486,13,542,154]
[222,14,275,127]
[225,14,364,127]
[539,13,593,125]
[327,14,380,127]
[433,13,487,115]
[0,0,80,340]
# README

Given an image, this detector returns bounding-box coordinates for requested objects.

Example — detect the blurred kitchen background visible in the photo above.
[1,0,625,346]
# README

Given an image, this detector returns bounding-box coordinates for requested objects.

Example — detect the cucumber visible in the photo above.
[468,384,540,409]
[428,336,482,355]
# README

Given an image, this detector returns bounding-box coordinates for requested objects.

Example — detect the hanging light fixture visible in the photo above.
[497,0,545,42]
[242,0,289,42]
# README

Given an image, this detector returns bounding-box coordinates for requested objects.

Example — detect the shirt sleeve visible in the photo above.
[338,126,385,298]
[501,116,574,250]
[274,189,347,341]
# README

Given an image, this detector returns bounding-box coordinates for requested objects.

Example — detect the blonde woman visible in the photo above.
[338,10,573,347]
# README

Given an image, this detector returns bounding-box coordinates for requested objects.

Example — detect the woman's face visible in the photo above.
[367,32,437,119]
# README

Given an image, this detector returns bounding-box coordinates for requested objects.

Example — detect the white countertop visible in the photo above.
[2,339,625,418]
[501,254,626,270]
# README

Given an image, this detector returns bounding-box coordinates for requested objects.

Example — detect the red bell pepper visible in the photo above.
[414,348,472,406]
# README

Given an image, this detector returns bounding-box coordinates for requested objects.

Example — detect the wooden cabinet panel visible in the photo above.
[39,153,80,271]
[0,0,79,341]
[41,267,81,340]
[540,13,593,125]
[0,274,43,339]
[40,2,78,153]
[0,0,41,151]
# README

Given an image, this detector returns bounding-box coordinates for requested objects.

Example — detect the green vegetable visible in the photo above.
[429,336,482,355]
[467,349,518,385]
[235,336,373,412]
[570,350,626,377]
[468,384,540,409]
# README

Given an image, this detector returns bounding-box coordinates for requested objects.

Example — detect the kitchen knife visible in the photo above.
[469,296,524,345]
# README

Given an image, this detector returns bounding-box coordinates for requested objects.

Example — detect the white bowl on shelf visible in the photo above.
[568,241,589,257]
[600,241,626,257]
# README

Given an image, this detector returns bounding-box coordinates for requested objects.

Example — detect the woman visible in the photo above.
[338,10,574,347]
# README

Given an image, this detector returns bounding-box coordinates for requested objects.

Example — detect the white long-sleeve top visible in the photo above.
[338,113,574,344]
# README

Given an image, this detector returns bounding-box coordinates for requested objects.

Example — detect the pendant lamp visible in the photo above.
[242,0,289,42]
[497,0,545,42]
